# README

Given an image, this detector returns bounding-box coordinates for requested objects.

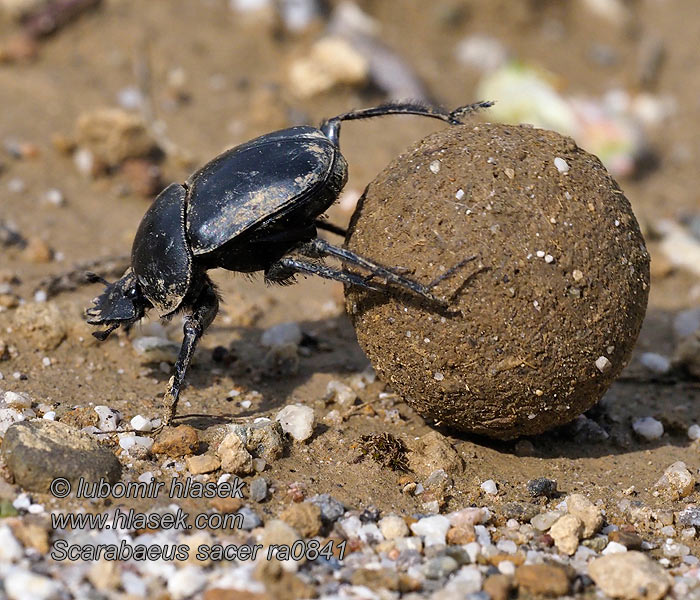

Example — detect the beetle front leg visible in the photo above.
[162,283,219,425]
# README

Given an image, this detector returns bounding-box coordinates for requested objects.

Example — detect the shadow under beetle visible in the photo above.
[86,100,491,425]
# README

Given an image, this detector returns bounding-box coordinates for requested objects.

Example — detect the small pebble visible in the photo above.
[632,416,664,440]
[595,355,612,373]
[276,404,315,442]
[687,424,700,440]
[429,160,441,174]
[481,479,498,495]
[250,477,268,502]
[411,515,451,546]
[554,157,570,173]
[527,477,557,498]
[639,352,671,374]
[261,321,302,348]
[130,414,153,432]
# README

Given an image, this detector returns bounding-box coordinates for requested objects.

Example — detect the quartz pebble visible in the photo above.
[688,424,700,440]
[410,515,451,546]
[275,404,315,442]
[549,514,583,555]
[379,514,409,539]
[632,416,664,440]
[639,352,671,374]
[480,479,498,495]
[217,431,254,474]
[4,568,64,600]
[553,157,570,173]
[130,414,153,432]
[566,494,603,538]
[654,461,695,500]
[261,322,302,347]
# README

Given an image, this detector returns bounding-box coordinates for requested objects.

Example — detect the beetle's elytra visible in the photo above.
[86,100,492,425]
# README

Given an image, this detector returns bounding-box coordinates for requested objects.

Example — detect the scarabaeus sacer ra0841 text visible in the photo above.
[86,100,492,425]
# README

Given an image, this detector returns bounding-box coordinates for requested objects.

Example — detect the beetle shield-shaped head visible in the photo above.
[85,269,147,340]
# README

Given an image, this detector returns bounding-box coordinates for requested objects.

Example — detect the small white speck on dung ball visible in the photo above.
[433,372,444,381]
[595,356,612,373]
[554,157,570,173]
[429,160,441,174]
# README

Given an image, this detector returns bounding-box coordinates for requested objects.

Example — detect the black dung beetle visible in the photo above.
[86,100,492,425]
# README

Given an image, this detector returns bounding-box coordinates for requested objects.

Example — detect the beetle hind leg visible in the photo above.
[304,238,472,304]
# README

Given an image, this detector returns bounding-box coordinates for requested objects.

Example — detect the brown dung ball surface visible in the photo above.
[345,123,650,440]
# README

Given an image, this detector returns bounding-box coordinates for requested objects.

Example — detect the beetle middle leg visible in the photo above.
[162,280,219,425]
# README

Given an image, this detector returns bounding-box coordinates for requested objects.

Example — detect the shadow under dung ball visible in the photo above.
[345,123,650,440]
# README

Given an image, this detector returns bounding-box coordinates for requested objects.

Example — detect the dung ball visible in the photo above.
[345,123,649,440]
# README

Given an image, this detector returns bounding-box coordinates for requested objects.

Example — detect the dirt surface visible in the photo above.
[1,0,700,597]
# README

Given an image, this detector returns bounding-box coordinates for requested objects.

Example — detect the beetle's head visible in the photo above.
[85,270,148,340]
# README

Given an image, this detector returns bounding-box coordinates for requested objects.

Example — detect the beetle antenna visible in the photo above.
[320,100,493,145]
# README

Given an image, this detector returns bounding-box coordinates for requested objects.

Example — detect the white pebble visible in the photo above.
[44,188,65,206]
[433,372,444,381]
[12,493,31,511]
[595,356,612,373]
[3,391,31,409]
[167,566,208,600]
[410,515,450,546]
[276,404,315,441]
[481,479,498,495]
[536,250,545,258]
[639,352,671,374]
[4,568,63,600]
[379,514,409,539]
[455,188,465,200]
[326,380,357,406]
[138,472,155,483]
[27,503,44,514]
[688,424,700,441]
[42,411,56,420]
[498,560,516,576]
[632,416,664,440]
[0,525,24,563]
[554,157,570,173]
[94,405,121,432]
[429,160,441,174]
[602,541,628,555]
[261,322,302,347]
[130,414,153,432]
[119,435,154,452]
[544,254,554,263]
